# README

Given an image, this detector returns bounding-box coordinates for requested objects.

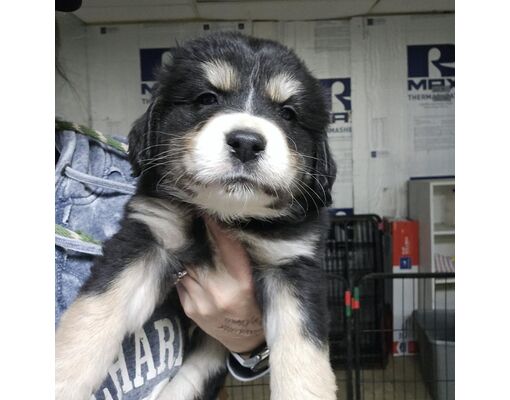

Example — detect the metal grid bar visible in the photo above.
[353,273,455,400]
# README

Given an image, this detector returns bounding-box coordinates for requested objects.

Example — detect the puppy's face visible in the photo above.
[129,33,335,220]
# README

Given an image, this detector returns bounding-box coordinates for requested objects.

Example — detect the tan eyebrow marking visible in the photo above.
[201,60,239,92]
[265,73,302,103]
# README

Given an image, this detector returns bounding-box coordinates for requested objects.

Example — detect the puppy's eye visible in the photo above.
[196,92,218,105]
[280,105,296,121]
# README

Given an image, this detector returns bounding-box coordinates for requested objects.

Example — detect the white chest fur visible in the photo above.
[129,196,319,267]
[129,196,189,251]
[238,231,319,265]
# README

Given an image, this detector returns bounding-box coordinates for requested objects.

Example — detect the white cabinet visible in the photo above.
[409,178,455,310]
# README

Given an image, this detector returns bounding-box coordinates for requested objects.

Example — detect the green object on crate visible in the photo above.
[352,286,360,310]
[344,290,352,317]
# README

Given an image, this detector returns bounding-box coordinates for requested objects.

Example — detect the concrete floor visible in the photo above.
[221,356,437,400]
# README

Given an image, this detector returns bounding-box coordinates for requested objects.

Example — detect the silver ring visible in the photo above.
[175,270,188,282]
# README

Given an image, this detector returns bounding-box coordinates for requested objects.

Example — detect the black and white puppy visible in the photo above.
[56,32,337,400]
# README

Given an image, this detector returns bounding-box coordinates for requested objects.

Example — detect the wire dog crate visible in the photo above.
[323,214,387,368]
[352,273,455,400]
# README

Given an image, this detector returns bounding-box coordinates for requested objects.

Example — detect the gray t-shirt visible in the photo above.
[90,300,185,400]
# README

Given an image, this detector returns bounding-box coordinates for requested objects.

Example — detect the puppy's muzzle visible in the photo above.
[226,130,266,164]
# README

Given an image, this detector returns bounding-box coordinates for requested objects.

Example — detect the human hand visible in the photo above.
[176,217,265,354]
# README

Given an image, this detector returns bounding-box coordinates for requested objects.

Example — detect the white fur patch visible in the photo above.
[244,86,255,112]
[264,279,337,400]
[157,334,227,400]
[240,232,319,265]
[129,196,187,250]
[192,185,286,221]
[55,250,168,400]
[266,73,302,103]
[202,60,239,92]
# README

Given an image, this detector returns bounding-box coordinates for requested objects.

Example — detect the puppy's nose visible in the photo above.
[226,130,266,163]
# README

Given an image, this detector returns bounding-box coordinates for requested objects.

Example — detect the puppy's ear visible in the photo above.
[128,101,156,177]
[312,140,337,207]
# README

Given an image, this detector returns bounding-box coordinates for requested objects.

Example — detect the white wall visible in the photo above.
[55,14,454,216]
[86,21,251,136]
[351,15,454,217]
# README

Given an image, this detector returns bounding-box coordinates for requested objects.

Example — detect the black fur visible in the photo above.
[225,206,331,239]
[257,257,331,346]
[314,140,337,207]
[80,219,169,294]
[176,216,214,267]
[195,371,228,400]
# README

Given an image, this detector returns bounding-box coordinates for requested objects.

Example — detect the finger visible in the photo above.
[184,266,201,282]
[179,274,206,298]
[176,283,195,317]
[185,266,215,291]
[204,215,224,241]
[176,282,188,302]
[205,218,252,281]
[178,277,216,319]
